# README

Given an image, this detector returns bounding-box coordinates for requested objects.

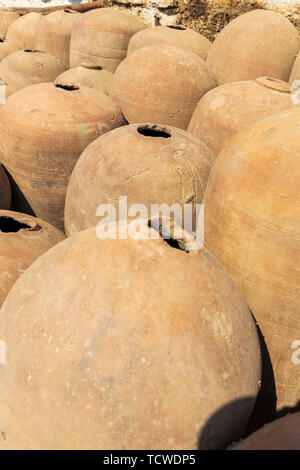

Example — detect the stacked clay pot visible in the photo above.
[70,8,146,72]
[204,106,300,413]
[0,219,261,449]
[0,38,18,62]
[55,63,113,95]
[232,413,300,450]
[206,10,299,84]
[6,12,41,51]
[0,82,125,230]
[35,9,79,68]
[0,11,19,37]
[0,50,66,98]
[65,123,215,236]
[111,45,217,129]
[0,165,11,209]
[0,210,65,307]
[188,77,293,156]
[128,25,211,60]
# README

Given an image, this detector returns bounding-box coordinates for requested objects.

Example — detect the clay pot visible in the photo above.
[65,123,215,236]
[0,219,261,449]
[128,25,211,60]
[6,12,42,51]
[0,82,125,230]
[0,210,64,308]
[0,50,66,98]
[206,10,299,85]
[111,45,217,130]
[0,11,19,37]
[0,165,11,209]
[35,9,79,68]
[204,106,300,413]
[289,50,300,84]
[70,8,146,72]
[232,413,300,450]
[0,38,18,62]
[55,64,113,95]
[188,77,293,156]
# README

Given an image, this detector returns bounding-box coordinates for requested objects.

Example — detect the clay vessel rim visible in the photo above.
[54,81,80,91]
[166,25,187,31]
[81,63,103,70]
[115,215,199,254]
[137,124,171,139]
[0,215,42,235]
[255,76,291,93]
[23,49,45,53]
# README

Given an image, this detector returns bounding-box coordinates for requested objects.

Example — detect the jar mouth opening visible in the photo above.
[167,25,187,31]
[148,216,197,254]
[64,9,77,14]
[0,216,41,233]
[82,63,103,70]
[137,125,171,139]
[255,76,290,93]
[24,49,43,53]
[55,82,79,91]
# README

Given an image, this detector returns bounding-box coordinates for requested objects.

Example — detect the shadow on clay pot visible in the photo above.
[2,167,35,216]
[197,396,257,450]
[244,318,277,435]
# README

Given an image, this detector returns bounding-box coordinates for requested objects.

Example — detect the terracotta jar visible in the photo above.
[188,77,293,156]
[232,413,300,450]
[289,50,300,84]
[0,82,125,230]
[0,219,261,449]
[0,38,18,62]
[206,10,299,85]
[127,25,211,60]
[0,11,19,37]
[55,64,113,95]
[0,210,64,307]
[65,123,215,236]
[111,45,217,130]
[0,50,66,98]
[70,8,146,72]
[0,165,11,209]
[35,9,79,68]
[6,12,42,51]
[204,106,300,414]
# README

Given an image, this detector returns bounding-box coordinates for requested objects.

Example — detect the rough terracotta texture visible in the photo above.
[188,77,294,156]
[127,25,211,60]
[35,9,80,68]
[0,82,125,230]
[232,412,300,450]
[204,106,300,413]
[0,220,261,449]
[110,44,217,129]
[206,10,299,84]
[0,38,18,62]
[0,165,11,210]
[290,50,300,84]
[0,11,19,37]
[55,64,114,95]
[0,209,65,307]
[0,50,66,98]
[70,7,146,72]
[6,12,42,50]
[65,123,215,236]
